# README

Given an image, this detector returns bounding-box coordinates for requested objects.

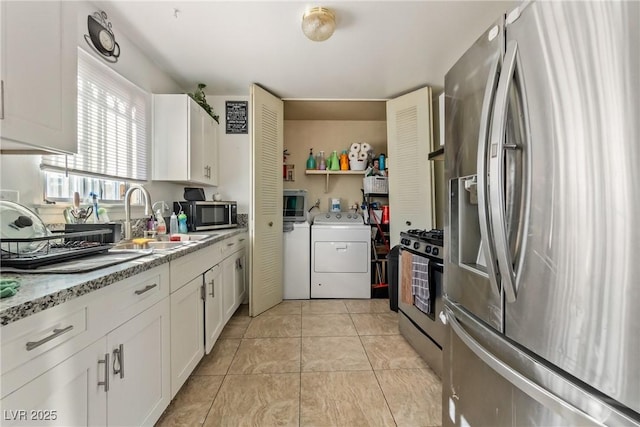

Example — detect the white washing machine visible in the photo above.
[311,212,371,299]
[283,221,310,299]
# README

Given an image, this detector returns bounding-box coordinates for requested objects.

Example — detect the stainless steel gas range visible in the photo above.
[398,229,445,377]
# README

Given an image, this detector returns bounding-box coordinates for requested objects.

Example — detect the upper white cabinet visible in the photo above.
[153,94,219,186]
[386,87,435,247]
[0,1,77,154]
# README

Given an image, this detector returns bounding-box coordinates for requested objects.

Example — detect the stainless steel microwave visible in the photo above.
[173,201,237,231]
[283,189,308,222]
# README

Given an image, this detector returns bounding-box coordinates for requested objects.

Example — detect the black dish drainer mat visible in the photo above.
[1,229,114,269]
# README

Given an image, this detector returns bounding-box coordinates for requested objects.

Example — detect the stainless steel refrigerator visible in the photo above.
[443,1,640,425]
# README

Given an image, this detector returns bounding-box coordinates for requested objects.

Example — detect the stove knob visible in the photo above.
[432,248,439,256]
[336,213,342,219]
[353,214,359,219]
[347,214,352,219]
[413,242,420,250]
[425,246,432,254]
[325,214,331,218]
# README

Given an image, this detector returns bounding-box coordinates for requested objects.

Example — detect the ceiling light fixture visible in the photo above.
[301,7,336,42]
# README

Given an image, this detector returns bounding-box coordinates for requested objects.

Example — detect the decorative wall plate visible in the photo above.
[84,11,120,63]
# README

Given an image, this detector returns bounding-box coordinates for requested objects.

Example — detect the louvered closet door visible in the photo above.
[386,87,435,247]
[249,84,284,317]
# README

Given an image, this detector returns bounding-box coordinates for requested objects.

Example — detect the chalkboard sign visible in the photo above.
[226,101,248,134]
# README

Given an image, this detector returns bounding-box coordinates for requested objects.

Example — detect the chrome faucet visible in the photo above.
[123,184,152,240]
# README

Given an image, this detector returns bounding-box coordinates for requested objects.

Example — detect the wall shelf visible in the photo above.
[305,170,365,192]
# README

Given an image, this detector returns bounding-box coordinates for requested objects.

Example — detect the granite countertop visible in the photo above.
[0,228,247,326]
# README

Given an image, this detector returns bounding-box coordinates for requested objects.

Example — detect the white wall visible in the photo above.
[209,95,251,213]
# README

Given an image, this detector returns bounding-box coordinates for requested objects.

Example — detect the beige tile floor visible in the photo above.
[156,299,442,427]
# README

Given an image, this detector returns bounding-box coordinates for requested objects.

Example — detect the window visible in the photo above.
[41,48,149,202]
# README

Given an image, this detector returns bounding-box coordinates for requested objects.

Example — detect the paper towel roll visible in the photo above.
[348,151,358,160]
[361,142,371,153]
[350,143,361,153]
[358,151,368,160]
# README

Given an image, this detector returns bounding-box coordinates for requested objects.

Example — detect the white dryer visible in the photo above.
[311,212,371,299]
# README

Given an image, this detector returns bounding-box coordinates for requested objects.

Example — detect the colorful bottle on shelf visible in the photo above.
[340,150,349,170]
[317,151,326,170]
[306,148,316,170]
[329,150,339,170]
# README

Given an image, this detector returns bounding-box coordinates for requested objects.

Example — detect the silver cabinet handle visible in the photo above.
[113,344,124,379]
[26,325,74,351]
[227,242,235,247]
[98,353,110,392]
[239,238,245,242]
[210,278,215,297]
[488,40,520,303]
[134,283,157,295]
[476,55,502,299]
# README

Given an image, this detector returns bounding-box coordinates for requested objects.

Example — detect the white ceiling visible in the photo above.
[98,1,511,99]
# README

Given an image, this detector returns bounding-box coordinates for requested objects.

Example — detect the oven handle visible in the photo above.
[400,248,444,269]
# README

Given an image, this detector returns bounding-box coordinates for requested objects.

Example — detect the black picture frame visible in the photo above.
[225,101,248,134]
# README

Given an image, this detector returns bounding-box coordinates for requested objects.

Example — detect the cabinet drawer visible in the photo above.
[1,307,87,377]
[0,296,96,398]
[220,233,247,258]
[103,264,169,329]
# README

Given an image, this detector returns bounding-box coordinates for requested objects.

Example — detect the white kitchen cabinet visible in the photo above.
[170,275,204,398]
[153,94,218,186]
[204,263,224,354]
[386,86,435,247]
[0,338,107,427]
[0,1,77,154]
[235,250,247,305]
[222,254,237,323]
[106,298,170,427]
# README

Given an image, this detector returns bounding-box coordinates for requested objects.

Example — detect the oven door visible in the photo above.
[398,247,445,347]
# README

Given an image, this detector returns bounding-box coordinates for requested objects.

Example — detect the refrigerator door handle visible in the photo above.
[488,40,519,303]
[445,306,606,427]
[476,55,502,298]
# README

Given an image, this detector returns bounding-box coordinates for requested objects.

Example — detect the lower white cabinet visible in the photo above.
[0,338,107,426]
[106,298,170,426]
[204,264,224,354]
[170,275,204,397]
[0,298,170,427]
[222,249,247,323]
[235,250,247,305]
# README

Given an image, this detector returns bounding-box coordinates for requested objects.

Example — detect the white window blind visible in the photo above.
[42,48,149,181]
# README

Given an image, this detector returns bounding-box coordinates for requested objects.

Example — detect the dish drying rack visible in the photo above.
[0,229,115,269]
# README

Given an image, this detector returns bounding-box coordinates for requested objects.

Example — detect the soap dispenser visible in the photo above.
[306,148,316,170]
[169,212,178,235]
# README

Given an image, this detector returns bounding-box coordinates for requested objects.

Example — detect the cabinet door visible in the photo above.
[386,87,435,246]
[107,299,170,427]
[0,1,77,154]
[235,250,247,305]
[249,84,284,316]
[170,276,204,397]
[222,255,237,323]
[0,338,107,426]
[204,264,223,354]
[189,99,208,184]
[203,114,219,186]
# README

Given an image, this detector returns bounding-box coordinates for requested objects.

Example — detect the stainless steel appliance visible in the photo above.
[398,229,445,377]
[444,1,640,426]
[173,201,237,231]
[283,189,308,223]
